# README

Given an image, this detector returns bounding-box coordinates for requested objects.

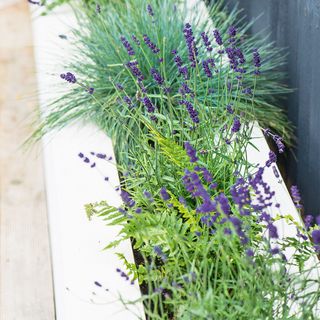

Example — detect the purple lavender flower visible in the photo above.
[116,83,124,90]
[120,36,135,56]
[147,4,154,16]
[172,50,189,79]
[123,96,134,108]
[290,185,302,209]
[183,23,198,68]
[202,58,215,78]
[245,248,254,257]
[270,247,280,255]
[87,87,94,94]
[242,87,252,95]
[224,228,232,235]
[141,96,155,113]
[213,29,223,46]
[231,117,241,133]
[154,246,167,262]
[126,60,144,82]
[226,104,234,114]
[143,34,160,54]
[216,193,230,215]
[96,153,106,159]
[160,187,170,201]
[304,215,313,229]
[266,150,277,167]
[228,26,237,43]
[311,229,320,244]
[253,48,261,75]
[120,190,135,207]
[135,207,142,214]
[201,32,212,52]
[274,136,285,153]
[272,166,280,178]
[131,34,140,46]
[151,68,164,86]
[179,196,187,206]
[179,100,199,124]
[268,223,279,239]
[143,190,154,202]
[184,141,198,163]
[230,178,251,216]
[60,72,76,83]
[179,82,193,97]
[201,168,213,183]
[96,4,101,13]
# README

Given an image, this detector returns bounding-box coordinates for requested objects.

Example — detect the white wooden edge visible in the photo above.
[30,5,145,320]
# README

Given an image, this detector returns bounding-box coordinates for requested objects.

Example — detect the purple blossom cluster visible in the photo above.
[231,117,241,133]
[123,96,134,108]
[60,72,77,83]
[263,128,285,153]
[154,246,167,262]
[230,178,251,216]
[116,268,134,285]
[151,68,164,86]
[141,96,155,113]
[160,187,170,201]
[131,34,140,46]
[171,50,188,80]
[184,142,198,163]
[290,185,302,209]
[179,82,193,97]
[225,47,246,73]
[143,34,160,54]
[253,48,261,75]
[266,150,277,167]
[179,100,199,124]
[126,60,144,82]
[147,4,154,16]
[202,58,215,78]
[120,190,135,207]
[213,29,223,46]
[228,26,237,43]
[183,23,198,68]
[182,169,216,213]
[200,32,212,52]
[120,36,135,56]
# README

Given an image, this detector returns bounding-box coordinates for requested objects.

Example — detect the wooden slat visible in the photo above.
[0,1,55,319]
[31,5,146,319]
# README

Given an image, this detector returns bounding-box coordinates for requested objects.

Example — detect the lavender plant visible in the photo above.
[75,4,320,319]
[31,0,294,167]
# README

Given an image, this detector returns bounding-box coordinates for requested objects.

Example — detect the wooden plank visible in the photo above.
[31,5,146,319]
[0,1,55,319]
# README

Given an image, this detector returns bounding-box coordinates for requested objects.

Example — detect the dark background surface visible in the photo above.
[223,0,320,216]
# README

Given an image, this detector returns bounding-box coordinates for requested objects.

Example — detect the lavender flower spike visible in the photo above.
[184,141,198,163]
[120,36,135,56]
[151,68,164,86]
[60,72,76,83]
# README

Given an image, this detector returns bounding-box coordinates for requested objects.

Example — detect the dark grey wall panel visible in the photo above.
[224,0,320,216]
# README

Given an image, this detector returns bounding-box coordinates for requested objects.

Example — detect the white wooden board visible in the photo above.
[30,5,145,320]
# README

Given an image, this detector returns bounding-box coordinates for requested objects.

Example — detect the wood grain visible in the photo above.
[0,1,55,319]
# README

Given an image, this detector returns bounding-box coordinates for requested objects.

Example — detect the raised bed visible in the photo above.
[30,2,320,319]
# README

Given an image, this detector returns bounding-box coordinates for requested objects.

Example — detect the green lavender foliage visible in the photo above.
[32,0,294,167]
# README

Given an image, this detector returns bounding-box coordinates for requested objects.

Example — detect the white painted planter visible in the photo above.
[30,3,320,319]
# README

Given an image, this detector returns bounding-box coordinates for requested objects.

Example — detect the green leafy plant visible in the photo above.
[38,0,320,318]
[32,0,294,167]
